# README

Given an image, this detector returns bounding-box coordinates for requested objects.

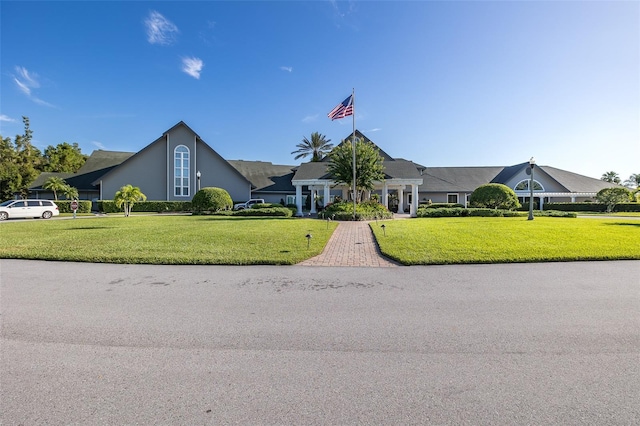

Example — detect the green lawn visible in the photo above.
[0,215,337,265]
[371,217,640,265]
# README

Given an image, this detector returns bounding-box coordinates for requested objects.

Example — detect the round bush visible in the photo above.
[191,187,233,213]
[470,184,520,210]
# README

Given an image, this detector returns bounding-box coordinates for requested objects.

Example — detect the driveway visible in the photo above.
[1,259,639,425]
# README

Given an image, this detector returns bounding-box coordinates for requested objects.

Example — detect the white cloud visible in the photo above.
[0,114,16,122]
[182,57,204,79]
[368,128,381,132]
[302,114,318,123]
[14,78,32,96]
[145,11,179,45]
[92,141,106,150]
[13,66,54,107]
[280,66,293,73]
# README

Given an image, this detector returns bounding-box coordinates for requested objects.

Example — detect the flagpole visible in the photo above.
[352,88,356,220]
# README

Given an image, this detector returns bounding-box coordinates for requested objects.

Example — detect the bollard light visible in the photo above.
[381,223,386,236]
[306,233,312,249]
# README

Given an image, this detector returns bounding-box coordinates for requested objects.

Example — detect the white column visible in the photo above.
[310,187,317,214]
[296,185,303,216]
[410,184,419,217]
[323,183,330,208]
[539,196,544,211]
[342,187,349,200]
[383,182,389,209]
[398,187,404,213]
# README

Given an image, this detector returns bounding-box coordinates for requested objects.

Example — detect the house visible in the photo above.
[291,130,424,216]
[28,122,619,215]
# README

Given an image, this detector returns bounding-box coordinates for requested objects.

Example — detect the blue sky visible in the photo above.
[1,1,638,181]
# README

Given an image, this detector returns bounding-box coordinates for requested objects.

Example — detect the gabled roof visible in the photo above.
[228,160,296,192]
[30,150,136,191]
[322,129,395,162]
[77,150,135,174]
[295,130,422,181]
[92,121,252,187]
[539,166,619,192]
[422,167,504,192]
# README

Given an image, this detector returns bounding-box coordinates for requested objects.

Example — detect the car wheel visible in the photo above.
[0,212,8,220]
[42,211,53,219]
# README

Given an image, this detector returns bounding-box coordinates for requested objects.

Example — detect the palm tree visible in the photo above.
[61,184,78,200]
[42,176,67,201]
[114,184,147,217]
[601,171,621,184]
[623,173,640,189]
[291,132,333,162]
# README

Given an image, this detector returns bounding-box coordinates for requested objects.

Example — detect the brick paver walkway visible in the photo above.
[298,221,400,267]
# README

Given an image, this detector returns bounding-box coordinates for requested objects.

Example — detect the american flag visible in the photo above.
[327,94,354,120]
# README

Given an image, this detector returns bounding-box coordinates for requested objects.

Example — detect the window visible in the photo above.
[447,193,458,203]
[174,145,190,197]
[514,180,543,191]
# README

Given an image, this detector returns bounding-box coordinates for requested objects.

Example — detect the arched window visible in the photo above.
[514,179,543,191]
[174,145,190,197]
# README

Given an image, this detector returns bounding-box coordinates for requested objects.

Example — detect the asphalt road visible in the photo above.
[1,259,639,425]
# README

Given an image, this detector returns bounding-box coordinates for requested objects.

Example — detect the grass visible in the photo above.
[371,216,640,265]
[0,215,337,265]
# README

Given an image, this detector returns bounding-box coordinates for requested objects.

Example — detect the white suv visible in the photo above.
[233,199,265,210]
[0,199,60,220]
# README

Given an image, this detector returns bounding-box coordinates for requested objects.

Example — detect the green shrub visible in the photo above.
[97,200,192,213]
[192,187,232,214]
[424,203,465,209]
[544,203,606,212]
[319,200,393,221]
[251,203,281,209]
[541,203,639,213]
[56,200,92,213]
[417,207,529,218]
[470,184,521,210]
[233,207,293,217]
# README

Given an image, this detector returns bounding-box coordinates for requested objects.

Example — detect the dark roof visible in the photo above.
[77,150,134,174]
[227,160,297,192]
[29,172,75,189]
[30,150,135,191]
[322,129,395,162]
[422,167,504,192]
[539,166,619,192]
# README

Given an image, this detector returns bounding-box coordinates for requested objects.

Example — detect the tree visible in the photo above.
[601,171,621,184]
[191,187,232,213]
[291,132,333,162]
[114,184,147,217]
[13,117,44,198]
[623,173,640,189]
[0,135,21,200]
[326,138,385,202]
[43,142,87,173]
[469,184,521,210]
[596,187,632,213]
[42,176,68,200]
[61,184,78,200]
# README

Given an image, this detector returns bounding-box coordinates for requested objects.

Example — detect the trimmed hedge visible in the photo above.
[56,200,92,214]
[319,200,393,221]
[422,203,465,209]
[232,207,293,217]
[416,207,576,218]
[98,200,192,214]
[543,202,640,213]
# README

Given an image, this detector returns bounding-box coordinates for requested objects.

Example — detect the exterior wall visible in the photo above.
[101,138,167,200]
[196,141,251,202]
[166,125,198,201]
[503,168,565,193]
